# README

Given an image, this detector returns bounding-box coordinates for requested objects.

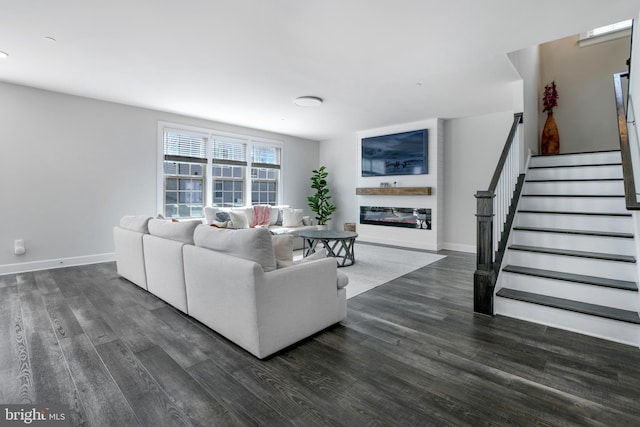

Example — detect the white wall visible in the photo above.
[539,33,631,153]
[0,82,319,274]
[508,45,541,155]
[317,133,358,230]
[442,112,516,252]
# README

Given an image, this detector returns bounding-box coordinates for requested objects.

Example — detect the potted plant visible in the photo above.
[307,166,337,228]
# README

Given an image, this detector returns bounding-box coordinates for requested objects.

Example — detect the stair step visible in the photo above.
[529,150,621,168]
[508,245,636,263]
[496,288,640,324]
[512,226,634,239]
[521,194,624,198]
[525,178,623,182]
[502,265,638,291]
[518,210,631,217]
[529,162,621,170]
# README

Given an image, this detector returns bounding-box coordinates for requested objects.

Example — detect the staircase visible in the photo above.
[494,150,640,346]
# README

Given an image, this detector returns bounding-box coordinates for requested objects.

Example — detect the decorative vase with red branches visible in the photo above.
[541,81,560,155]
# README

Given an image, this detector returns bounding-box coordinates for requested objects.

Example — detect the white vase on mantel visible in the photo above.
[317,224,328,230]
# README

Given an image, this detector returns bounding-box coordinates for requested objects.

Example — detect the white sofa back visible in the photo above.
[184,224,346,358]
[143,218,201,313]
[113,215,152,289]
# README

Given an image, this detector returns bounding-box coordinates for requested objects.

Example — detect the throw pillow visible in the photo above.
[228,210,249,229]
[302,216,312,226]
[216,211,231,222]
[203,207,220,224]
[282,208,304,227]
[271,234,293,262]
[269,207,280,225]
[242,207,254,227]
[193,225,277,272]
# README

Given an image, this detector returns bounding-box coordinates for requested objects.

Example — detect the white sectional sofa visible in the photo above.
[112,215,347,359]
[204,205,319,250]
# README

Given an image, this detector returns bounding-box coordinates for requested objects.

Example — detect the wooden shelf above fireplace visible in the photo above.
[355,187,432,196]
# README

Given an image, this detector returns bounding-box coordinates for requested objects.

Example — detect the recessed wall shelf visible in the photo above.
[355,187,432,196]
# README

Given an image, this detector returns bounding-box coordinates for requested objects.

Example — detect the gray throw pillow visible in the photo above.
[216,211,231,222]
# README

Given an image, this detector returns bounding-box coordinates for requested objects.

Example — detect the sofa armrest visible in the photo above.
[183,245,263,355]
[183,245,346,359]
[113,226,147,289]
[256,258,346,357]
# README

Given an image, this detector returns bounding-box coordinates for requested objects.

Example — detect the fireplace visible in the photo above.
[360,206,431,229]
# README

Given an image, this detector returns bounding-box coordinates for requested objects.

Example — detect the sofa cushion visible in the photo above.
[282,208,304,227]
[119,215,152,233]
[271,234,293,262]
[228,210,249,229]
[204,207,220,224]
[193,225,277,272]
[148,218,200,244]
[216,211,231,222]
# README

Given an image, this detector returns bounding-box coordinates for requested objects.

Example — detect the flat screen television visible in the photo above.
[361,129,428,177]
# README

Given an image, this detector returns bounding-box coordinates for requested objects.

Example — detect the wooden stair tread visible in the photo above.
[508,245,636,263]
[528,162,622,170]
[517,210,632,217]
[521,194,624,198]
[502,265,638,291]
[525,178,623,182]
[512,226,633,239]
[496,288,640,324]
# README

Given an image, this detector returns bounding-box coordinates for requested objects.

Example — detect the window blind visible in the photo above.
[164,130,207,163]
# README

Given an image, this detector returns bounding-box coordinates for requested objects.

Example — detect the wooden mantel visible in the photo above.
[355,187,432,196]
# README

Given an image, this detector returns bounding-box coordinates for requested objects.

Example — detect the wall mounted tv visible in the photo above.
[361,129,428,177]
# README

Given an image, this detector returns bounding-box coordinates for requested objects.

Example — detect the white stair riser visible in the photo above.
[498,272,639,311]
[494,298,640,347]
[518,196,627,213]
[506,250,636,281]
[515,213,633,233]
[523,180,624,196]
[529,151,621,167]
[512,231,635,256]
[527,165,623,181]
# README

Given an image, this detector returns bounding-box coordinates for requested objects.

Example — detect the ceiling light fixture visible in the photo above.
[294,96,323,107]
[0,51,8,58]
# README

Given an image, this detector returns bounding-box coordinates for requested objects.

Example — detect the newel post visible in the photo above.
[474,190,496,315]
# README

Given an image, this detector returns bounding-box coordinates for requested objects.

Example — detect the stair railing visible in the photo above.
[474,112,525,315]
[614,71,640,210]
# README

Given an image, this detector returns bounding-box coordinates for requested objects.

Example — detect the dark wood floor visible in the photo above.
[1,250,640,426]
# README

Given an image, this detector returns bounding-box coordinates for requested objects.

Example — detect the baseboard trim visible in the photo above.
[442,243,476,253]
[0,253,116,276]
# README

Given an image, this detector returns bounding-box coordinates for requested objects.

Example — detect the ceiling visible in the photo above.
[1,1,638,141]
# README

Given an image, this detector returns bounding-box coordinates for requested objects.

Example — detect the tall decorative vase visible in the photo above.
[541,112,560,155]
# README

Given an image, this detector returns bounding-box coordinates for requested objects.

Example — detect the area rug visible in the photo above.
[294,243,446,299]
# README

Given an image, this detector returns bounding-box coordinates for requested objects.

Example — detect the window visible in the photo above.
[163,131,206,218]
[579,19,633,47]
[159,124,283,218]
[212,139,247,207]
[251,145,280,205]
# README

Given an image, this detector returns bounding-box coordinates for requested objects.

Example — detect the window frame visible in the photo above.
[157,122,284,218]
[578,19,633,47]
